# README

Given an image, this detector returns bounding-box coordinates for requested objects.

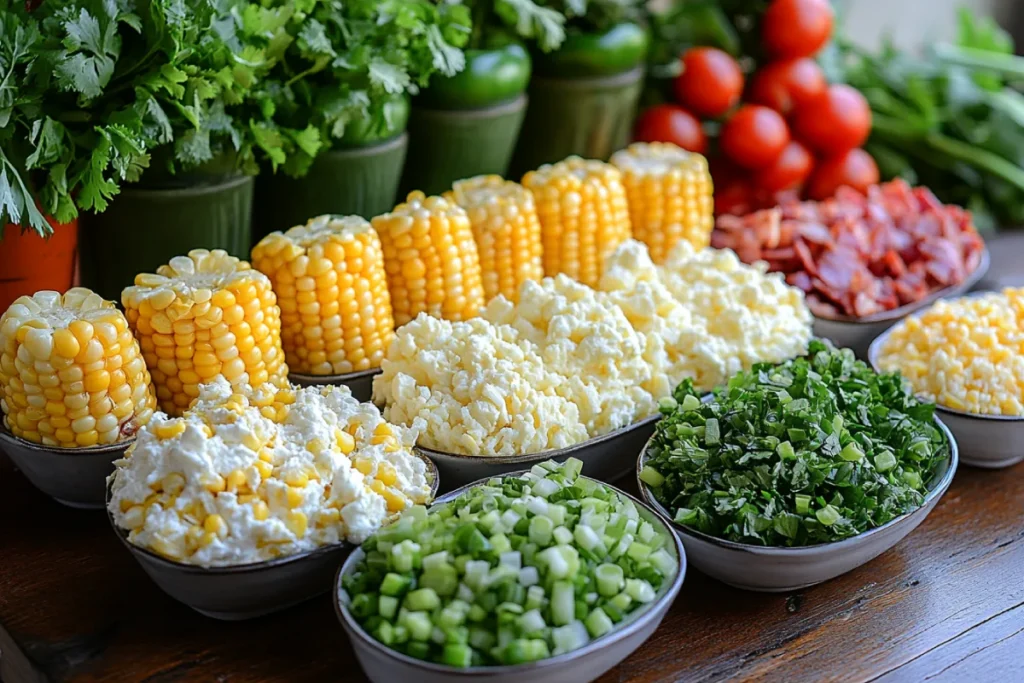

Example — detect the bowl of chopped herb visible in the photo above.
[636,340,958,593]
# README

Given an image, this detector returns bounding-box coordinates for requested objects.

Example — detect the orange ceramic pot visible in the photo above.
[0,218,79,313]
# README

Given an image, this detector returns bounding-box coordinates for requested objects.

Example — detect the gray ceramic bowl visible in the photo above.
[334,470,686,683]
[636,415,958,593]
[868,316,1024,469]
[288,368,380,402]
[417,415,660,493]
[0,425,132,509]
[107,452,438,621]
[811,246,989,359]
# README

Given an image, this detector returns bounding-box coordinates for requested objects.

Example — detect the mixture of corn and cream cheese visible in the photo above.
[375,241,811,456]
[108,379,432,566]
[600,239,813,395]
[876,289,1024,416]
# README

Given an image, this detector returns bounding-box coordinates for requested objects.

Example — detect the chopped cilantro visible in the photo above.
[644,340,950,547]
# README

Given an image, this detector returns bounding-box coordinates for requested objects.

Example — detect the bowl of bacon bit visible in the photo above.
[713,180,989,358]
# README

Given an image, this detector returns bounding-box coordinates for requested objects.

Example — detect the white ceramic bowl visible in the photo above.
[334,471,687,683]
[107,452,438,620]
[288,368,380,402]
[811,246,989,359]
[868,314,1024,469]
[0,425,132,509]
[636,417,958,592]
[416,416,659,493]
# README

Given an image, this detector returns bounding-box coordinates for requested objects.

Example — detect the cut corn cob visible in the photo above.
[251,215,395,376]
[372,191,485,327]
[522,156,633,287]
[121,250,288,416]
[0,288,157,447]
[610,142,714,263]
[445,175,544,303]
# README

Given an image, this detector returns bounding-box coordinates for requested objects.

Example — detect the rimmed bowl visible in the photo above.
[106,452,439,621]
[288,368,381,402]
[811,246,990,359]
[0,425,132,509]
[417,415,660,493]
[334,469,687,683]
[636,413,958,593]
[868,307,1024,469]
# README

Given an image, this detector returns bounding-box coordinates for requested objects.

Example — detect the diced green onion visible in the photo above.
[519,566,539,586]
[815,504,841,527]
[704,418,720,445]
[553,526,573,545]
[840,443,864,462]
[529,515,554,546]
[584,608,614,638]
[681,394,701,411]
[518,608,546,634]
[596,563,624,597]
[874,451,897,472]
[795,494,811,515]
[625,579,656,603]
[378,595,399,620]
[777,441,796,460]
[380,573,412,598]
[638,465,665,488]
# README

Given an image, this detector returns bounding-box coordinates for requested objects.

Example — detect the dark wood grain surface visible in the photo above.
[1,451,1021,683]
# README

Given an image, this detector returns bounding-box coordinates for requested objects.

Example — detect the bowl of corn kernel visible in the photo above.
[0,289,158,508]
[869,289,1024,469]
[105,379,438,620]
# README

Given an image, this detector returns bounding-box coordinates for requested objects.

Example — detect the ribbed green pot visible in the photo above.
[252,133,408,242]
[401,95,527,196]
[510,66,645,176]
[80,174,254,302]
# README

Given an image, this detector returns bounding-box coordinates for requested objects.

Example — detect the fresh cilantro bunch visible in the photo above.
[250,0,471,177]
[641,340,950,547]
[0,0,290,236]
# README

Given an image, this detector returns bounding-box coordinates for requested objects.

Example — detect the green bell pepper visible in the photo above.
[340,93,411,146]
[535,22,650,79]
[419,40,531,110]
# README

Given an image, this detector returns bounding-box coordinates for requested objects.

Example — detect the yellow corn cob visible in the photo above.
[122,249,288,416]
[0,288,157,447]
[522,156,632,287]
[610,142,714,263]
[251,215,395,376]
[445,175,543,303]
[372,191,485,327]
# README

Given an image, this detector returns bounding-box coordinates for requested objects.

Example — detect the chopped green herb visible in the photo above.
[644,340,949,546]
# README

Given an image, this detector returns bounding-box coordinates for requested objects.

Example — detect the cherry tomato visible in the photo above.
[793,84,872,154]
[747,59,827,116]
[673,47,744,118]
[806,148,880,200]
[762,0,834,59]
[753,140,813,192]
[633,104,707,154]
[720,105,791,169]
[714,177,757,216]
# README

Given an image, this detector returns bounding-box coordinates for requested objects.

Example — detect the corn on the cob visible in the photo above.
[372,191,485,327]
[251,215,395,376]
[122,250,288,416]
[610,142,714,263]
[0,288,157,447]
[445,175,543,303]
[522,156,633,287]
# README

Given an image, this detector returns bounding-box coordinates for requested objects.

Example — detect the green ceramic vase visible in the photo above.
[252,133,408,242]
[400,94,527,196]
[80,173,254,302]
[510,66,645,177]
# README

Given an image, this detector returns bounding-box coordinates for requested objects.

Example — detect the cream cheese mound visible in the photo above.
[374,241,812,457]
[108,378,431,566]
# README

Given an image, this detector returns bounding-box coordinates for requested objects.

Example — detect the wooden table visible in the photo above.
[1,451,1021,683]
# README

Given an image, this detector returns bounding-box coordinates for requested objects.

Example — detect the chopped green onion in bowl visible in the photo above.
[339,458,679,667]
[640,340,951,547]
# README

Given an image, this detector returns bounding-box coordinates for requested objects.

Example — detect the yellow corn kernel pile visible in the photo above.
[445,175,543,303]
[251,215,395,376]
[522,156,632,287]
[121,249,289,416]
[877,289,1024,416]
[372,191,486,327]
[0,288,156,447]
[610,142,714,263]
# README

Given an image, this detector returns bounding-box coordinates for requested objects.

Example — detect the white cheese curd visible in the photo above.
[374,241,812,457]
[107,378,431,566]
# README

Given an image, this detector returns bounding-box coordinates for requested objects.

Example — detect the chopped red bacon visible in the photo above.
[713,180,986,319]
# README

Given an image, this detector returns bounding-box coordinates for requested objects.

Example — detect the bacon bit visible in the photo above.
[712,180,985,319]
